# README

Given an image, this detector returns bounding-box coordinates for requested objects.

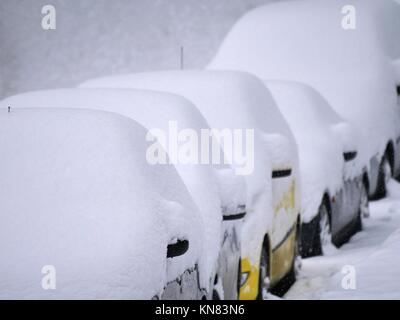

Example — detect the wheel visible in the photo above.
[316,201,332,256]
[375,154,392,199]
[257,245,270,300]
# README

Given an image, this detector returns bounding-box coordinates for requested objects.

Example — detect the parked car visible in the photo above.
[80,70,302,299]
[0,107,206,299]
[208,0,400,200]
[265,80,368,257]
[0,88,247,300]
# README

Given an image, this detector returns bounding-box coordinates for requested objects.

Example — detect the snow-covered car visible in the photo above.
[209,0,400,200]
[265,80,369,257]
[80,70,301,299]
[0,107,206,299]
[0,89,247,300]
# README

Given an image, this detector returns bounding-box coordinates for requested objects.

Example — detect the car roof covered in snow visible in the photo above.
[265,80,359,151]
[81,70,294,140]
[209,0,400,161]
[0,88,246,285]
[80,70,299,170]
[265,80,361,221]
[0,107,203,299]
[79,70,300,254]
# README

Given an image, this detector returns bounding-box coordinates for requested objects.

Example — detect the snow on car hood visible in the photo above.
[209,0,400,164]
[80,70,300,256]
[266,80,363,222]
[0,88,246,288]
[0,108,203,299]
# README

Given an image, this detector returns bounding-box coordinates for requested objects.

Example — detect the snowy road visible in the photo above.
[285,179,400,300]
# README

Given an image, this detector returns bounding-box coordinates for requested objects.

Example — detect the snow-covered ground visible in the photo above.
[285,179,400,300]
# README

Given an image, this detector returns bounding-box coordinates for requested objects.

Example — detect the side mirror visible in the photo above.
[167,239,189,258]
[343,151,357,162]
[272,168,292,179]
[222,204,246,221]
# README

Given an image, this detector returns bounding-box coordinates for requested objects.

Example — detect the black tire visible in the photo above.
[212,289,220,300]
[314,200,332,256]
[374,154,392,199]
[257,244,270,300]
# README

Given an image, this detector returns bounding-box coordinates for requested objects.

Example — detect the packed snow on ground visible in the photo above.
[80,70,300,261]
[266,80,363,223]
[209,0,400,169]
[285,179,400,300]
[0,107,204,299]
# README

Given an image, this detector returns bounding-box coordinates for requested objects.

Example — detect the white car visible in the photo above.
[0,107,205,299]
[0,88,247,300]
[265,80,368,256]
[80,70,301,299]
[209,0,400,200]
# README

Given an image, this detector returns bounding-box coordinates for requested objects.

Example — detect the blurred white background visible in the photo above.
[0,0,275,99]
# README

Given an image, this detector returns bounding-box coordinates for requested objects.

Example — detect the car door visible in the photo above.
[161,239,205,300]
[270,165,297,283]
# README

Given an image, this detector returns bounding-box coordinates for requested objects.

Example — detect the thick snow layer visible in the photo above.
[0,88,246,288]
[209,0,400,166]
[266,81,362,222]
[81,70,300,256]
[0,108,203,299]
[285,179,400,299]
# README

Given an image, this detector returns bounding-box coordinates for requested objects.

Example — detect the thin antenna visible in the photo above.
[180,46,184,70]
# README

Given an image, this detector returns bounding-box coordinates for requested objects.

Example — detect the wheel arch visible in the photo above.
[322,192,333,227]
[262,233,272,260]
[362,171,370,194]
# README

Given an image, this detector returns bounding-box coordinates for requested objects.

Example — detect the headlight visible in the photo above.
[240,272,250,287]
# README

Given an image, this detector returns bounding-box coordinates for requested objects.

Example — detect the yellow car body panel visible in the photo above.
[238,258,259,300]
[239,175,299,300]
[238,226,297,299]
[270,227,296,284]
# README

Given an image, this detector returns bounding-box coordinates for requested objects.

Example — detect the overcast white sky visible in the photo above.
[0,0,276,99]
